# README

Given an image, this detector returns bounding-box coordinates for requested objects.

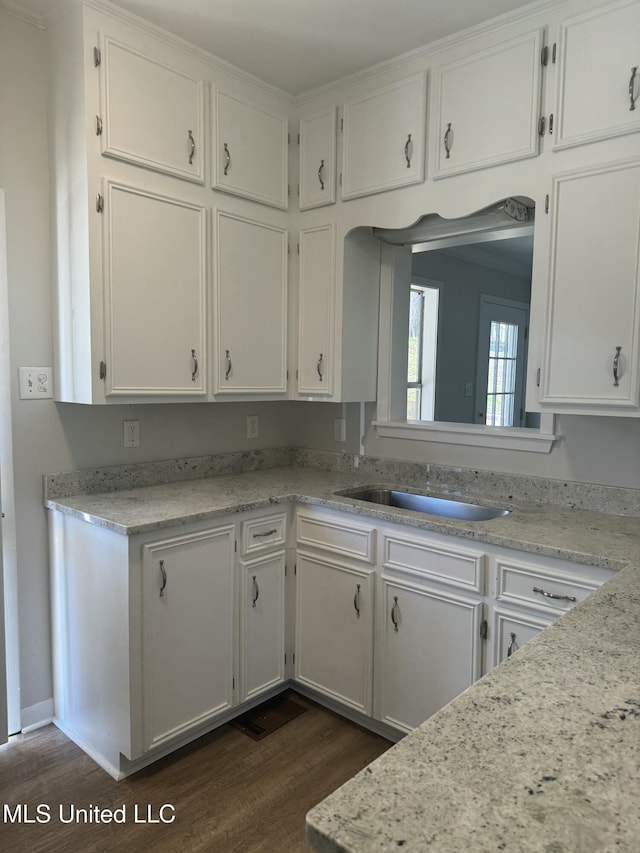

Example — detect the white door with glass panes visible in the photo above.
[475,297,529,427]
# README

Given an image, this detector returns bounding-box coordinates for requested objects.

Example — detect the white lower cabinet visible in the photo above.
[239,550,286,702]
[142,527,235,752]
[295,552,375,715]
[492,607,552,664]
[375,574,483,733]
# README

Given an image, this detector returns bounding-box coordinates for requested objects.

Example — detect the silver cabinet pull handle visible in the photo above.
[159,559,167,598]
[613,345,622,386]
[630,67,638,111]
[353,583,361,617]
[225,349,232,380]
[191,348,198,381]
[318,159,325,190]
[252,575,259,608]
[188,129,195,164]
[223,142,231,175]
[507,631,516,657]
[533,586,576,603]
[317,353,323,381]
[404,133,412,168]
[444,123,452,159]
[391,596,399,632]
[253,528,278,538]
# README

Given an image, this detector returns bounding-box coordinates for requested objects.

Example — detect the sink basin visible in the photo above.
[336,488,510,521]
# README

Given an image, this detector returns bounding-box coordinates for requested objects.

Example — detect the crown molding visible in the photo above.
[0,1,45,28]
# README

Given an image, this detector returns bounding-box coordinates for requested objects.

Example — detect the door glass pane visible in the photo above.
[486,320,518,427]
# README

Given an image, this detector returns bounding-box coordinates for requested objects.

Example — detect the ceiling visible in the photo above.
[7,0,542,94]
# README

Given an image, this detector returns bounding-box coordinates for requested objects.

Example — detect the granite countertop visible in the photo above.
[45,463,640,851]
[306,563,640,852]
[45,465,639,570]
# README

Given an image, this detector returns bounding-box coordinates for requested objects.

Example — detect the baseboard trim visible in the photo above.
[21,698,54,733]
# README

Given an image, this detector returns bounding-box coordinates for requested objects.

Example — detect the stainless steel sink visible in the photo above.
[336,488,510,521]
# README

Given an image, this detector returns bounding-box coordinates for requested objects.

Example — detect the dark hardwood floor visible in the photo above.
[0,693,390,852]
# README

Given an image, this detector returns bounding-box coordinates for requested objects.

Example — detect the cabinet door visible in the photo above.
[213,89,288,209]
[377,576,482,733]
[239,551,286,703]
[295,553,374,715]
[214,211,288,394]
[298,224,334,396]
[540,159,640,410]
[299,109,337,210]
[104,181,207,396]
[432,30,543,178]
[100,36,204,183]
[491,607,552,668]
[554,1,640,149]
[142,526,235,752]
[341,73,426,200]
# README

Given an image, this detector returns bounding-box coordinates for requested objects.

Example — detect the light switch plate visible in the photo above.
[19,367,53,399]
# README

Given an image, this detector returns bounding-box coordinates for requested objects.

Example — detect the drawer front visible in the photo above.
[496,559,598,614]
[241,513,287,556]
[382,532,485,593]
[296,511,376,564]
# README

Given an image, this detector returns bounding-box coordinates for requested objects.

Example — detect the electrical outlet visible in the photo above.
[19,367,53,399]
[464,382,473,398]
[247,415,259,439]
[123,419,140,448]
[334,418,346,442]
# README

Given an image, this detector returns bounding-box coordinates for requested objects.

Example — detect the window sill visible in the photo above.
[372,419,558,453]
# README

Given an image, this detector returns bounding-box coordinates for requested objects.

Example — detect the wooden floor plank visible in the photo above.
[0,693,390,852]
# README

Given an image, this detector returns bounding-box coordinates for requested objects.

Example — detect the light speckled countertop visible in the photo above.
[45,464,640,851]
[45,465,638,570]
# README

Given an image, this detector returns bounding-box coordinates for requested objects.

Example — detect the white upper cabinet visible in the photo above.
[212,89,289,209]
[540,158,640,413]
[553,0,640,149]
[298,224,334,396]
[103,181,207,397]
[99,35,205,183]
[299,108,337,210]
[431,30,544,178]
[214,210,288,395]
[341,73,426,200]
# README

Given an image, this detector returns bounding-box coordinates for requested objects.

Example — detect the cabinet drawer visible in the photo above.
[495,559,598,614]
[241,513,287,556]
[296,511,375,564]
[382,532,485,593]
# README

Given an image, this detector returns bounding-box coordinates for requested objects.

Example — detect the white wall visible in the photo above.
[0,10,301,719]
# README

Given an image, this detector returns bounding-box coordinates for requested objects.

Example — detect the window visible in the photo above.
[407,283,439,421]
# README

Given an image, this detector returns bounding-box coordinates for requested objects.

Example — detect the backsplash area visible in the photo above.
[44,447,640,517]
